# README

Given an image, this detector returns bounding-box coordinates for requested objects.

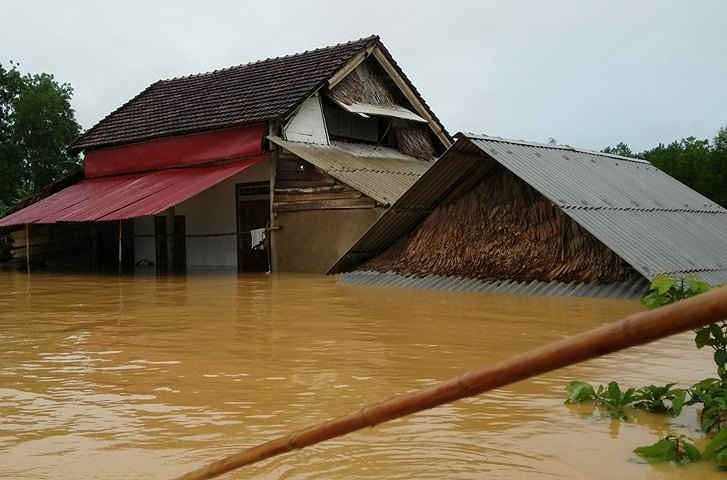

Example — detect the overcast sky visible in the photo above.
[3,0,725,152]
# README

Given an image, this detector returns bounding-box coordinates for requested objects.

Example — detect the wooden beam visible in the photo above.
[370,48,450,148]
[327,47,374,89]
[274,197,377,212]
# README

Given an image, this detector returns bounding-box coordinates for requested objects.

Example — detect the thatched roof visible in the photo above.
[331,134,727,286]
[362,165,635,284]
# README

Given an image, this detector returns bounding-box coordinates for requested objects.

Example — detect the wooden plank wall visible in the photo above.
[10,224,90,266]
[274,151,376,212]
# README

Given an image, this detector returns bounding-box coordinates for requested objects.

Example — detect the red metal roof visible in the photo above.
[0,156,265,227]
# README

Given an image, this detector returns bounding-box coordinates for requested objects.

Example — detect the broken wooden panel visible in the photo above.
[276,150,336,189]
[274,150,376,212]
[322,58,438,159]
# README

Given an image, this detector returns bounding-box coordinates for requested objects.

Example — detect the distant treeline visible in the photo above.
[603,126,727,207]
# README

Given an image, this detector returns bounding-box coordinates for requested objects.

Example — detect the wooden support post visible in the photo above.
[25,224,30,274]
[166,207,175,273]
[118,220,123,273]
[268,121,279,273]
[90,223,98,271]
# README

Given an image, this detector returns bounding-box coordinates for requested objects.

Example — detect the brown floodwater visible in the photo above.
[0,271,721,479]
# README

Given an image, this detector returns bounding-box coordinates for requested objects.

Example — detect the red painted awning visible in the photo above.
[0,156,265,227]
[84,124,265,178]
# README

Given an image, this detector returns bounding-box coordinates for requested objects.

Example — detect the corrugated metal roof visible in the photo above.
[467,134,722,212]
[0,157,264,226]
[330,133,727,286]
[269,136,430,206]
[340,270,650,298]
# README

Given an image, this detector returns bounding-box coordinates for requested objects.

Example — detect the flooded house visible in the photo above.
[0,35,449,273]
[333,134,727,297]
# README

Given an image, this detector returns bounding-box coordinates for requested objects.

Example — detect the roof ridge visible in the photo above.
[460,132,650,164]
[160,35,379,82]
[560,205,727,214]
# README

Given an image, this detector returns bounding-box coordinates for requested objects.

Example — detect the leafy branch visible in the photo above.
[565,274,727,468]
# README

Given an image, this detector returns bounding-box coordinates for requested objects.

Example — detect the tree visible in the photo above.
[602,126,727,208]
[602,142,634,158]
[0,62,81,215]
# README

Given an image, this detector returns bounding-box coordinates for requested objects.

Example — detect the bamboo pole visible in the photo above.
[172,287,727,480]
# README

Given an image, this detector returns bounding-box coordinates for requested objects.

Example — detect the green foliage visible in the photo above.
[566,274,727,469]
[599,382,637,420]
[633,435,701,464]
[633,384,686,416]
[0,61,80,210]
[703,430,727,466]
[602,126,727,207]
[688,378,727,433]
[601,142,634,158]
[640,274,712,309]
[565,380,595,403]
[565,381,684,418]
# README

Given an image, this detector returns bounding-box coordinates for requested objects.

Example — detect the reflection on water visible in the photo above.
[0,272,719,479]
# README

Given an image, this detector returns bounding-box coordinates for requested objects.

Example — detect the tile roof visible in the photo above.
[71,36,380,151]
[269,137,430,206]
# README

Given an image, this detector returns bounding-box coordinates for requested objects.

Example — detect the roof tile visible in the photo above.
[71,36,379,150]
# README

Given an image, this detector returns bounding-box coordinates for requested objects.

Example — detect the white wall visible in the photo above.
[133,158,270,268]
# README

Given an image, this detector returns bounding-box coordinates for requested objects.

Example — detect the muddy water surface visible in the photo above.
[0,272,720,479]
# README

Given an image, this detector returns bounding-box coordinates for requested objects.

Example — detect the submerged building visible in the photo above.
[0,36,450,273]
[2,36,725,297]
[332,134,727,297]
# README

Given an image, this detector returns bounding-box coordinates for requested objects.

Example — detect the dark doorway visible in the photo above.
[236,182,270,272]
[154,215,186,274]
[91,220,134,272]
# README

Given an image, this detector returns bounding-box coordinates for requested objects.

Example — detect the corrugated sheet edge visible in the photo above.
[339,270,650,299]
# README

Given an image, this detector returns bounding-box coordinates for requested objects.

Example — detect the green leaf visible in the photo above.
[695,327,712,349]
[682,441,702,463]
[685,275,712,295]
[652,274,677,295]
[565,380,595,403]
[671,389,686,416]
[711,324,725,344]
[716,448,727,467]
[634,438,677,463]
[607,381,621,399]
[703,429,727,459]
[715,350,727,368]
